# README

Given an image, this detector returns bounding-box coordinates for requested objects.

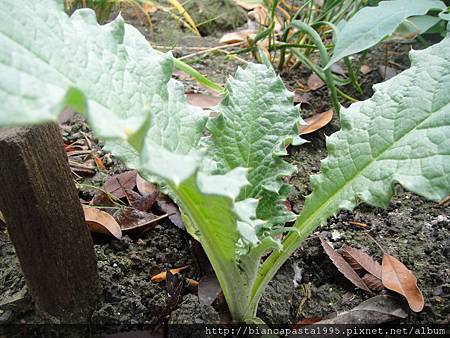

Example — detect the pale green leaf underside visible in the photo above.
[0,0,207,163]
[300,37,450,230]
[207,64,304,227]
[328,0,446,66]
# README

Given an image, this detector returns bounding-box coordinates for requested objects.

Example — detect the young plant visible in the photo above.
[326,0,448,67]
[1,0,449,323]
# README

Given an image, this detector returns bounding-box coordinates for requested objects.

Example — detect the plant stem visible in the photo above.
[344,57,362,94]
[173,58,224,95]
[290,21,340,113]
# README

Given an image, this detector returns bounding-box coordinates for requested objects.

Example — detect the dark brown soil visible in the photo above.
[0,1,449,335]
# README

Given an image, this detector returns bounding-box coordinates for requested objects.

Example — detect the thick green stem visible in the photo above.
[290,21,340,114]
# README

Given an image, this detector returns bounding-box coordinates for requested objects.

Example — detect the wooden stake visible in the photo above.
[0,123,99,322]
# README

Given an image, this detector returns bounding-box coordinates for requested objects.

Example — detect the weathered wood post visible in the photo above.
[0,123,99,322]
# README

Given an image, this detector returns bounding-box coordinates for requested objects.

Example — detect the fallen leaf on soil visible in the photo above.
[362,273,384,292]
[360,64,373,75]
[0,211,5,224]
[299,109,333,135]
[165,271,184,313]
[319,235,371,292]
[339,245,382,279]
[89,190,116,207]
[136,174,157,196]
[151,266,189,282]
[125,188,159,212]
[378,65,398,81]
[219,29,257,44]
[186,93,222,108]
[198,275,222,306]
[156,195,184,230]
[382,255,424,312]
[293,92,311,105]
[331,63,347,76]
[316,295,408,324]
[307,73,325,91]
[104,170,137,199]
[113,207,162,232]
[83,206,122,239]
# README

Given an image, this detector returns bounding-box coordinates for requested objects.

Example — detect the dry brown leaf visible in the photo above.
[362,273,384,292]
[113,207,161,231]
[340,245,382,279]
[104,170,137,199]
[307,73,325,91]
[360,64,372,75]
[382,255,424,312]
[89,190,116,207]
[299,109,333,135]
[151,266,189,282]
[293,92,311,105]
[136,174,157,196]
[331,63,347,76]
[378,65,398,81]
[319,235,371,293]
[219,29,257,44]
[317,295,408,324]
[156,195,184,230]
[83,206,122,239]
[186,93,222,108]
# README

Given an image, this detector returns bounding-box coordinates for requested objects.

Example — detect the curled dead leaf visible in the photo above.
[299,109,333,135]
[319,235,371,293]
[104,170,137,199]
[151,266,189,282]
[136,174,157,196]
[113,207,162,232]
[340,244,382,279]
[307,73,325,91]
[382,255,424,312]
[317,295,408,324]
[83,206,122,239]
[362,273,384,292]
[157,195,184,230]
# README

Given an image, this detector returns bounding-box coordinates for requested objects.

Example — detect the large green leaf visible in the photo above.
[327,0,446,67]
[301,36,450,239]
[254,36,450,315]
[138,139,278,320]
[0,0,208,171]
[206,64,304,228]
